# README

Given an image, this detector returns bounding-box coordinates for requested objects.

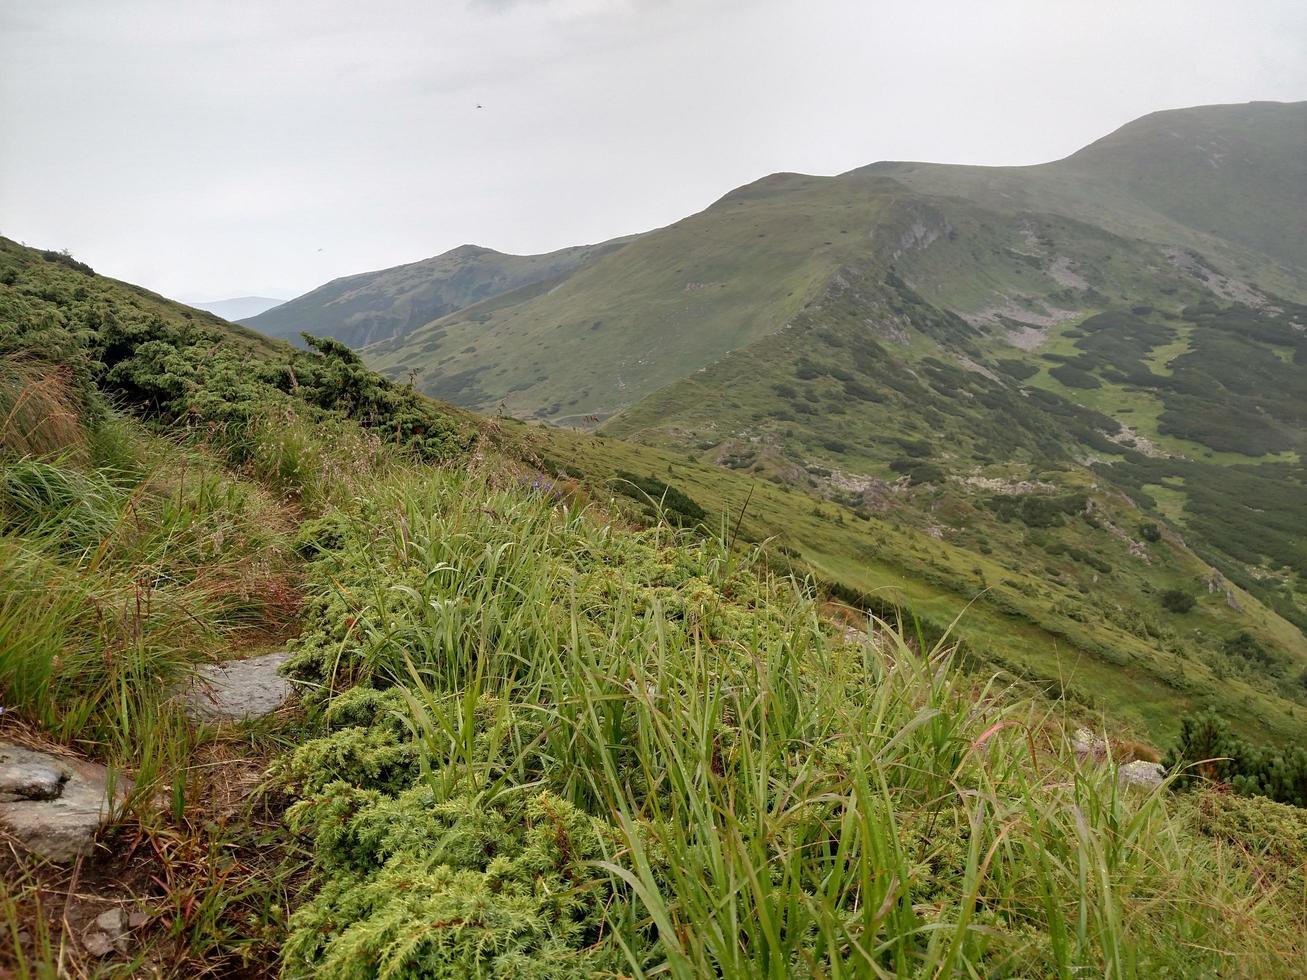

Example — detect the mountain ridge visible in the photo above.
[240,236,636,348]
[243,102,1307,682]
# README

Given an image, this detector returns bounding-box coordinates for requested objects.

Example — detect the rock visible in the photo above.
[0,741,131,863]
[83,906,130,956]
[181,651,294,723]
[1072,728,1108,761]
[0,754,65,802]
[83,929,115,957]
[94,908,126,936]
[1118,760,1166,790]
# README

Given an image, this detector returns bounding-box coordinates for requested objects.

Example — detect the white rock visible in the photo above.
[1072,728,1108,760]
[94,908,126,937]
[83,930,115,957]
[1118,760,1166,790]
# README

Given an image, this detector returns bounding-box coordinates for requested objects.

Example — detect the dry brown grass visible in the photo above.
[0,354,86,459]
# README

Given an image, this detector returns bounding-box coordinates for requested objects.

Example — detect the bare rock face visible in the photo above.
[180,651,294,723]
[0,742,130,862]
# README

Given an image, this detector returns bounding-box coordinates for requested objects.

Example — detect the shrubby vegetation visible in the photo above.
[1048,362,1101,389]
[609,470,710,527]
[987,491,1089,528]
[1160,589,1196,614]
[1166,711,1307,807]
[0,237,471,480]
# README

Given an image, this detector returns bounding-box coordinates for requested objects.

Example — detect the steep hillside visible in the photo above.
[365,173,907,421]
[526,418,1307,746]
[1059,100,1307,266]
[0,238,283,357]
[261,101,1307,732]
[603,245,1307,642]
[360,101,1306,422]
[365,173,1192,422]
[5,240,1307,977]
[242,239,632,348]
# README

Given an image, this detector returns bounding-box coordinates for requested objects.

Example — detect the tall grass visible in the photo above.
[280,466,1306,977]
[236,405,405,513]
[0,432,294,805]
[0,353,86,459]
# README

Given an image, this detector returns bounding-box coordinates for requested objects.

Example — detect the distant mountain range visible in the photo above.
[242,100,1307,647]
[240,241,632,348]
[189,295,286,320]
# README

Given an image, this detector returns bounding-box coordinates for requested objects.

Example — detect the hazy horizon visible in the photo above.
[3,0,1305,303]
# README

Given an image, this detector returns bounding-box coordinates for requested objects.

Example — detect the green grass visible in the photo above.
[526,424,1307,746]
[273,462,1307,977]
[0,420,308,975]
[337,107,1307,695]
[1140,481,1187,526]
[0,430,293,791]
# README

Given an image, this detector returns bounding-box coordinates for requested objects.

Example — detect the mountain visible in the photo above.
[359,101,1306,424]
[187,295,286,320]
[860,99,1307,291]
[289,100,1307,722]
[240,239,633,348]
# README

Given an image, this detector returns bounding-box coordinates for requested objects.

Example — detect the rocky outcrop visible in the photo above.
[0,741,131,862]
[1072,728,1166,791]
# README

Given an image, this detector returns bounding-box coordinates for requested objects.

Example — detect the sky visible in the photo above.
[2,0,1305,303]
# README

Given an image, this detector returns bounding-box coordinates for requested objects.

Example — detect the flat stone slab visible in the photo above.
[181,651,293,723]
[0,741,130,863]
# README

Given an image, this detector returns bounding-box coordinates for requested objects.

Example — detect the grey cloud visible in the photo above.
[2,0,1304,301]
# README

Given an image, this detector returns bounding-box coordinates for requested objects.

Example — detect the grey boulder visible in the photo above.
[0,741,131,863]
[1118,760,1167,790]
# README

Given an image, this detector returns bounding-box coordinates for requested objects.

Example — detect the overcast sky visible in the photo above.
[2,0,1304,302]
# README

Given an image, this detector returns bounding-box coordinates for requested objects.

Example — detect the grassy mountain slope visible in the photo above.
[242,239,631,348]
[361,101,1306,423]
[602,247,1307,632]
[316,101,1307,744]
[1058,100,1307,266]
[0,238,282,358]
[864,101,1307,297]
[524,417,1307,747]
[366,173,914,422]
[5,240,1307,976]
